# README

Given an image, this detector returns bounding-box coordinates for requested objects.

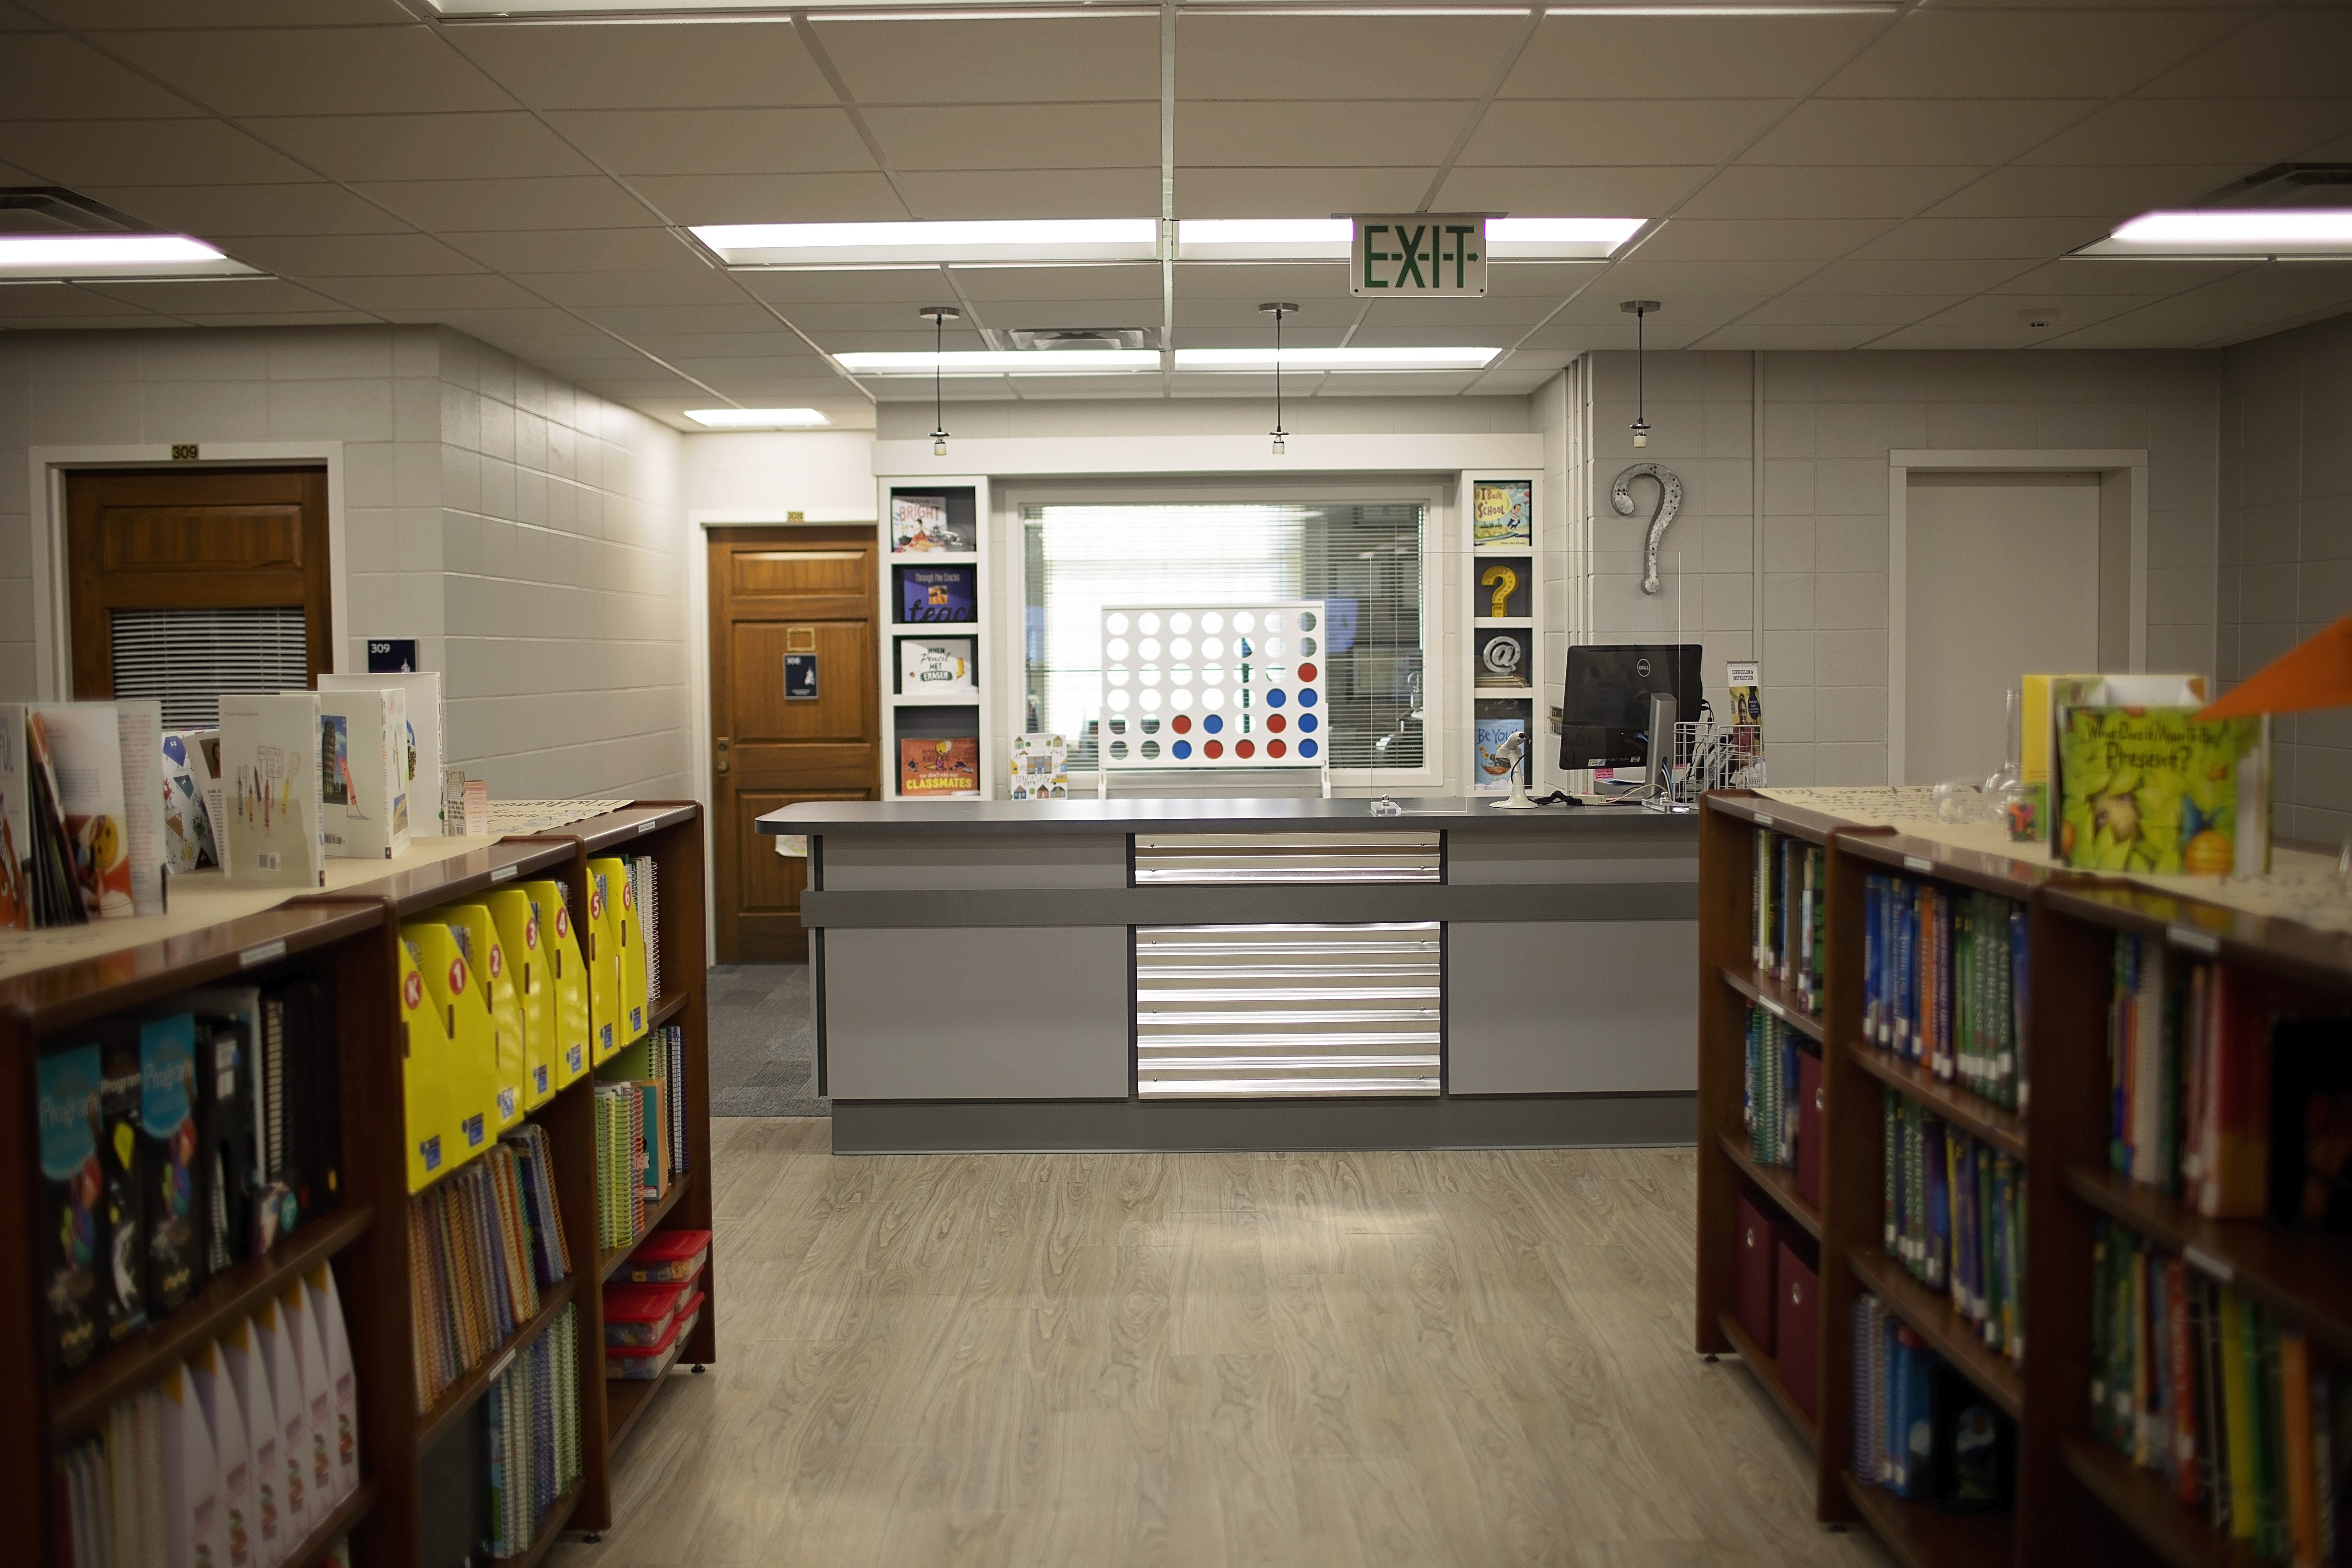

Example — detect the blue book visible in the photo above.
[1925,1120,1949,1291]
[896,564,977,623]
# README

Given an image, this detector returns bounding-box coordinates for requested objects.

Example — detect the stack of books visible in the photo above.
[409,1143,545,1412]
[483,1302,582,1558]
[1852,1293,2015,1510]
[2092,1220,2348,1561]
[1864,875,2031,1111]
[501,1124,572,1286]
[1883,1091,2026,1367]
[1752,831,1825,1011]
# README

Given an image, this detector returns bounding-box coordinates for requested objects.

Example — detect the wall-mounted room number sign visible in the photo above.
[1351,216,1486,297]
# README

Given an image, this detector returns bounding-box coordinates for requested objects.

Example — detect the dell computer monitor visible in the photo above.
[1559,644,1704,770]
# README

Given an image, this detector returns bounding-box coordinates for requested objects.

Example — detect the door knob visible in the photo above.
[715,736,732,776]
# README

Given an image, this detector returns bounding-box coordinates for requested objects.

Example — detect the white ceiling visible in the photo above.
[2,0,2349,429]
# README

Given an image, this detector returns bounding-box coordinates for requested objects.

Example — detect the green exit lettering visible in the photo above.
[1354,217,1485,295]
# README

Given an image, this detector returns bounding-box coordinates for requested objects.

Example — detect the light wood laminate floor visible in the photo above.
[554,1121,1893,1567]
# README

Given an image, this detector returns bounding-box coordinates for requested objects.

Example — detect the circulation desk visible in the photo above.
[759,797,1698,1152]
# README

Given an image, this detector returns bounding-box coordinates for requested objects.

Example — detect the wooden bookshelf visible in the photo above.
[1846,1042,2028,1161]
[1718,1132,1822,1241]
[1716,1309,1816,1449]
[490,1479,585,1568]
[1841,1470,2016,1568]
[1717,964,1826,1043]
[1847,1247,2023,1422]
[0,802,710,1568]
[601,1178,693,1282]
[2058,1437,2263,1568]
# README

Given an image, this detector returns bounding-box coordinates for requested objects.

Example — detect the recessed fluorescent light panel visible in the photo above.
[0,233,262,280]
[2075,209,2352,259]
[685,408,831,429]
[696,220,1159,268]
[1485,217,1645,259]
[1176,347,1499,371]
[836,350,1165,376]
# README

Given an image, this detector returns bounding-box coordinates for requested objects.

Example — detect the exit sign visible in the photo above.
[1351,216,1487,297]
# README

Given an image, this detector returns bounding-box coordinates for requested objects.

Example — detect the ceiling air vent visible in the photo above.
[2196,164,2352,210]
[1005,327,1159,352]
[0,187,153,234]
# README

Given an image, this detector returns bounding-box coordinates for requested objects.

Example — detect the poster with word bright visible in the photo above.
[1099,602,1328,768]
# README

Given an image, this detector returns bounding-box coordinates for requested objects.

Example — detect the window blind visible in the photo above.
[1021,502,1425,771]
[110,606,309,728]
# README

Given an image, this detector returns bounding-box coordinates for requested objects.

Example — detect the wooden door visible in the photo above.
[708,527,880,962]
[67,466,334,709]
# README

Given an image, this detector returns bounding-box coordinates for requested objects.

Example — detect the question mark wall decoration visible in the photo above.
[1479,563,1519,620]
[1611,462,1684,596]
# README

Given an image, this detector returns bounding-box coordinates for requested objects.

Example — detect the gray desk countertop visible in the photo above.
[758,796,1697,838]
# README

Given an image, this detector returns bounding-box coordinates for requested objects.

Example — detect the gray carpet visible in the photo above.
[707,963,828,1118]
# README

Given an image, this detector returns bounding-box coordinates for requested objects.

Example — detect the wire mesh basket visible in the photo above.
[1664,719,1766,804]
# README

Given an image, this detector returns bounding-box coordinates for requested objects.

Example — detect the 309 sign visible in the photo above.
[1351,215,1488,297]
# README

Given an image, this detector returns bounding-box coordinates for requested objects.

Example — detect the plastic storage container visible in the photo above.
[618,1228,710,1285]
[606,1291,704,1380]
[603,1280,687,1348]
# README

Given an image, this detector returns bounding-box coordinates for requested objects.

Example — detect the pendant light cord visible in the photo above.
[1273,307,1285,443]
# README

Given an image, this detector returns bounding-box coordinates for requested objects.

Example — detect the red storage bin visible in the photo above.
[1776,1239,1820,1423]
[1734,1189,1786,1355]
[1796,1049,1825,1210]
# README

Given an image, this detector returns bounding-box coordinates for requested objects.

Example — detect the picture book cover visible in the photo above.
[316,686,410,861]
[115,698,164,915]
[2055,705,2268,876]
[891,494,974,553]
[0,704,27,928]
[31,703,133,919]
[321,671,438,835]
[1008,733,1068,800]
[138,1011,205,1315]
[161,729,215,873]
[97,1025,148,1347]
[900,735,980,795]
[1473,479,1533,547]
[1474,714,1527,793]
[38,1042,104,1375]
[220,692,326,888]
[899,637,976,696]
[897,564,977,624]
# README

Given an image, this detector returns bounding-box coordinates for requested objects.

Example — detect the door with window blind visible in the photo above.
[707,527,880,963]
[67,466,332,725]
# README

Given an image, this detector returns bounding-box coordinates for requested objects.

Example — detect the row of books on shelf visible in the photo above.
[604,1230,710,1383]
[397,854,661,1193]
[481,1303,583,1560]
[60,1267,361,1568]
[1743,1004,1820,1207]
[2091,1219,2350,1563]
[2106,931,2352,1228]
[40,978,340,1378]
[1752,832,1825,1012]
[1883,1093,2027,1367]
[410,1128,569,1414]
[1851,1293,2015,1512]
[1863,875,2030,1112]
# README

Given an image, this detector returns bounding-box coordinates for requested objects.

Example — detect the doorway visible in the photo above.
[66,466,333,722]
[706,526,880,962]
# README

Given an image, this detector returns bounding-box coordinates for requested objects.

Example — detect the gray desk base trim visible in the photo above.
[829,1093,1696,1154]
[801,881,1697,928]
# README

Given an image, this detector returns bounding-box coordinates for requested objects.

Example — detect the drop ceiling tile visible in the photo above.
[949,263,1161,300]
[2135,7,2352,98]
[209,233,487,276]
[1677,164,1988,220]
[894,168,1158,220]
[626,172,905,225]
[1524,297,1766,349]
[1168,315,1354,341]
[2018,98,2352,167]
[0,284,160,318]
[543,108,873,176]
[1600,258,1819,297]
[818,17,1160,104]
[1461,101,1789,168]
[656,300,915,335]
[1178,101,1470,168]
[1695,323,1888,351]
[1745,99,2097,166]
[1921,164,2245,219]
[1180,15,1536,101]
[738,269,959,306]
[0,34,205,119]
[481,334,652,366]
[76,276,358,315]
[2042,322,2231,349]
[80,182,416,236]
[0,119,313,186]
[1173,167,1431,217]
[102,26,514,117]
[861,104,1158,172]
[1346,319,1549,344]
[510,269,751,309]
[557,376,705,399]
[2108,291,2352,327]
[448,228,701,273]
[2191,261,2352,298]
[174,310,384,328]
[660,357,836,380]
[1742,294,1962,325]
[0,3,47,24]
[1636,218,1898,263]
[1174,261,1349,299]
[1500,12,1888,99]
[1924,292,2162,328]
[575,303,793,336]
[67,0,410,24]
[1485,262,1610,298]
[243,112,600,183]
[1989,257,2255,295]
[373,305,584,337]
[1861,322,2054,349]
[1430,166,1704,218]
[446,21,833,109]
[1847,216,2110,260]
[354,176,658,231]
[1788,257,2032,295]
[325,273,547,312]
[1819,9,2246,99]
[0,312,177,330]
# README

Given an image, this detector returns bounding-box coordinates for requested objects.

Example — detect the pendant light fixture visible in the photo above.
[919,304,959,456]
[1260,302,1298,454]
[1621,300,1660,448]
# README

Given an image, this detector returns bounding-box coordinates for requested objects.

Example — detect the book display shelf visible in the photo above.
[1696,787,2352,1568]
[1458,470,1543,800]
[0,803,710,1568]
[879,475,993,801]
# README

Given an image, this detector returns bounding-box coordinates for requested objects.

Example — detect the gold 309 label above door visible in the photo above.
[1350,215,1487,297]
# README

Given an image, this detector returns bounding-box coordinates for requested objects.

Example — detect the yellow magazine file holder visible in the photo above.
[524,879,591,1091]
[485,888,557,1111]
[593,854,649,1044]
[584,859,625,1063]
[396,921,496,1190]
[441,902,527,1133]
